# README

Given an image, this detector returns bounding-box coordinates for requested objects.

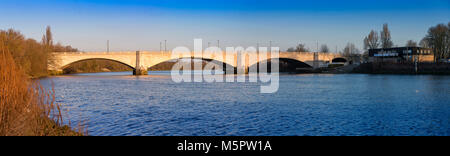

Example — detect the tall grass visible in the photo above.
[0,45,84,136]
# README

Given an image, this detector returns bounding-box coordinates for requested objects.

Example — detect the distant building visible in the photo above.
[368,47,434,63]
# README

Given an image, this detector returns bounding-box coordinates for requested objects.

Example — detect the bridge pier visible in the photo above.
[133,68,148,75]
[133,51,148,75]
[313,52,319,69]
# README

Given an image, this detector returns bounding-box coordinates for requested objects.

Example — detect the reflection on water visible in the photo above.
[40,72,450,136]
[68,71,134,76]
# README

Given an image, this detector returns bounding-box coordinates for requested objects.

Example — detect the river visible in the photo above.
[40,72,450,136]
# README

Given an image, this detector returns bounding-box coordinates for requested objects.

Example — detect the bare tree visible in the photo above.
[381,23,394,48]
[320,44,329,53]
[406,40,417,47]
[42,26,53,49]
[295,44,309,52]
[342,43,360,57]
[364,30,380,50]
[41,26,55,69]
[419,38,430,48]
[53,42,78,52]
[286,47,296,52]
[447,22,450,59]
[423,23,449,61]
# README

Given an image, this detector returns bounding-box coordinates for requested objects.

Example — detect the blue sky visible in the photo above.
[0,0,449,51]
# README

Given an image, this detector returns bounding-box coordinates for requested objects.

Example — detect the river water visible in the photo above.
[40,72,450,136]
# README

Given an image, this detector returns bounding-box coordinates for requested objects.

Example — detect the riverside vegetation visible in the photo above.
[0,27,85,136]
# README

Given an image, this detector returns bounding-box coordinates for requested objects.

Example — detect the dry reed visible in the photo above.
[0,43,85,136]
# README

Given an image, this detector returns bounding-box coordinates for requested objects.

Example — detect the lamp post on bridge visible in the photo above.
[269,41,272,51]
[107,40,109,53]
[257,42,259,53]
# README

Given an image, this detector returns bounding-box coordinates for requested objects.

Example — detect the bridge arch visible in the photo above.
[147,57,235,71]
[332,57,348,63]
[248,58,313,73]
[61,58,135,71]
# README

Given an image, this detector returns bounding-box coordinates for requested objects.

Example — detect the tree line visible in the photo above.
[286,44,331,53]
[421,23,450,61]
[0,26,78,77]
[286,42,360,58]
[286,22,450,62]
[364,22,450,62]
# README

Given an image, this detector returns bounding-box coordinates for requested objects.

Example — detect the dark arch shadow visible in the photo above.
[148,57,235,72]
[332,58,348,63]
[249,58,313,73]
[61,58,135,74]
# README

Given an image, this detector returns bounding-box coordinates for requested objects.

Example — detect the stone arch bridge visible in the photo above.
[51,51,344,75]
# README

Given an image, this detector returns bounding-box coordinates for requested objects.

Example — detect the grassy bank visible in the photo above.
[353,62,450,75]
[0,48,84,136]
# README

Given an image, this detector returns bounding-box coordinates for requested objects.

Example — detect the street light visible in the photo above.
[257,42,259,53]
[107,40,109,53]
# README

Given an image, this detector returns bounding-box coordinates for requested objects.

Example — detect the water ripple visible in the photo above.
[40,72,450,136]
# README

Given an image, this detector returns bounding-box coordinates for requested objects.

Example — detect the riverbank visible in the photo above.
[352,62,450,75]
[1,49,83,136]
